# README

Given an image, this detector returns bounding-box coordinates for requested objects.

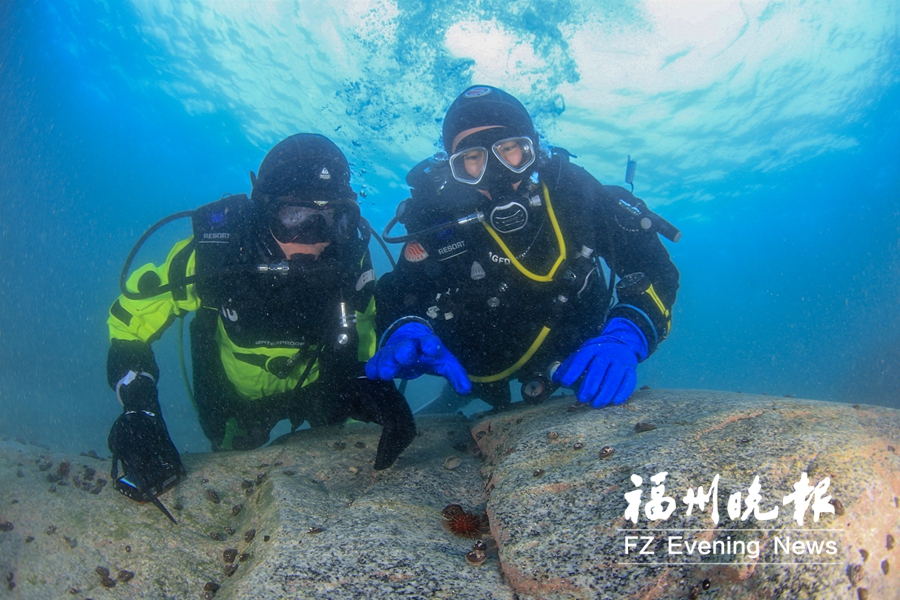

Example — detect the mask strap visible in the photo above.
[481,183,566,282]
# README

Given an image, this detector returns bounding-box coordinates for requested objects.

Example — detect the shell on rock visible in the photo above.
[116,570,134,583]
[465,549,487,566]
[443,456,462,470]
[598,446,616,459]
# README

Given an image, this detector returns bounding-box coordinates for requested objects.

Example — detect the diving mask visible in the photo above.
[268,198,359,244]
[448,136,536,186]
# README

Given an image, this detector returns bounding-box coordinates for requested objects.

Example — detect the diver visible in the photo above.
[106,133,416,517]
[367,85,680,412]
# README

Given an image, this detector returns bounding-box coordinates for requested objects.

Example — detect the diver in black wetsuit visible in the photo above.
[105,134,416,515]
[367,85,680,412]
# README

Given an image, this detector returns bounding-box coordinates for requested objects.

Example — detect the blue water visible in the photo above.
[1,0,898,455]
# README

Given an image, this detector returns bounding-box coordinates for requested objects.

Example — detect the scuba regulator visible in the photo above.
[381,153,486,245]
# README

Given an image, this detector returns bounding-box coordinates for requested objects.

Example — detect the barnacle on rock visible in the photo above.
[831,499,845,516]
[465,549,487,566]
[90,478,107,494]
[117,570,134,582]
[598,446,615,459]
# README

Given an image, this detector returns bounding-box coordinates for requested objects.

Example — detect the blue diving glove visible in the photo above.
[553,317,649,408]
[365,322,472,394]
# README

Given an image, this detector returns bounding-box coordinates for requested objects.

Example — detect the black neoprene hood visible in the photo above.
[252,133,355,203]
[442,85,537,154]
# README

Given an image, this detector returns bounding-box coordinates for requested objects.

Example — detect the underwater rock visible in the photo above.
[471,390,900,600]
[2,392,897,599]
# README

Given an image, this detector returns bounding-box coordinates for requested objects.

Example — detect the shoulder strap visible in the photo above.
[192,194,254,300]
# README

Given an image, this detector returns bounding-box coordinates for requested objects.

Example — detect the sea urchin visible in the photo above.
[443,504,486,538]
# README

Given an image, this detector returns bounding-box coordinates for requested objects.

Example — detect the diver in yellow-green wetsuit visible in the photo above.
[106,134,416,512]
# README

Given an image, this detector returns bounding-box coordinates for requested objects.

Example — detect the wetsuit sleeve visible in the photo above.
[106,237,201,388]
[593,184,680,356]
[371,248,433,340]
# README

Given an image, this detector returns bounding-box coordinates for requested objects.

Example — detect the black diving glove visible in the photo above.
[108,411,185,498]
[114,369,162,414]
[108,372,185,505]
[374,418,417,471]
[351,378,417,470]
